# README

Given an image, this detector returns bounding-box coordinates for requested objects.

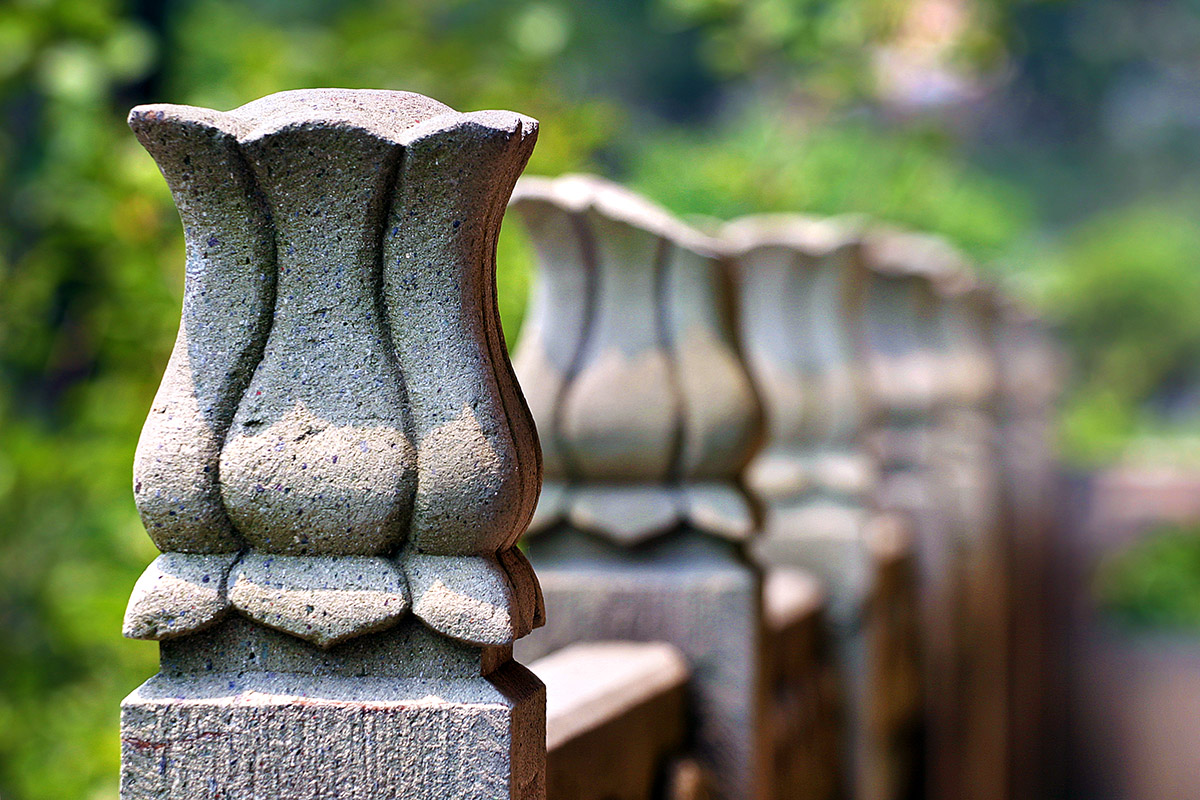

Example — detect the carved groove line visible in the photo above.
[552,210,602,485]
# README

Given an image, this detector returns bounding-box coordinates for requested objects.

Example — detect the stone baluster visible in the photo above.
[926,268,1012,800]
[934,271,1011,800]
[723,216,875,615]
[859,228,965,800]
[509,174,770,799]
[120,89,546,800]
[991,297,1063,800]
[724,215,922,800]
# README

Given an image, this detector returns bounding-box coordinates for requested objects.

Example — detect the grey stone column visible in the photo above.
[991,297,1063,800]
[724,216,876,621]
[119,89,547,800]
[508,175,771,800]
[724,215,922,800]
[934,272,1010,800]
[858,229,965,800]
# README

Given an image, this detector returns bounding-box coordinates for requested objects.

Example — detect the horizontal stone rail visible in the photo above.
[529,641,699,800]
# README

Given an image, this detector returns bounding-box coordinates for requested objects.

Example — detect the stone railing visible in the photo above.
[530,641,696,799]
[117,88,1062,800]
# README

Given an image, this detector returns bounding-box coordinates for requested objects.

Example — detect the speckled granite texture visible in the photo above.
[120,88,546,800]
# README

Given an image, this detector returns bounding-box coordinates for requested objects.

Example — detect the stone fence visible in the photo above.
[116,89,1061,800]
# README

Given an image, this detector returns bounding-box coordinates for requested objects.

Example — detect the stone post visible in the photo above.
[724,215,922,800]
[724,216,876,619]
[934,272,1009,800]
[858,229,964,800]
[120,89,546,800]
[992,298,1063,800]
[508,174,771,799]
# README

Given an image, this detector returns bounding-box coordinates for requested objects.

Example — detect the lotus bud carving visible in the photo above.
[123,89,543,649]
[510,174,762,546]
[723,214,876,507]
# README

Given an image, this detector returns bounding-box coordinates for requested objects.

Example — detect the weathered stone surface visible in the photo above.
[122,621,545,800]
[531,641,689,800]
[511,175,768,799]
[511,175,760,544]
[121,89,547,800]
[517,532,769,800]
[125,88,542,646]
[123,553,239,640]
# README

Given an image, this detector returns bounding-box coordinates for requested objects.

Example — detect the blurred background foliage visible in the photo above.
[1098,524,1200,633]
[3,0,1200,796]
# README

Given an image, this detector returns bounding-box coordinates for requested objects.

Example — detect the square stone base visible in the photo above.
[120,663,545,800]
[518,531,768,800]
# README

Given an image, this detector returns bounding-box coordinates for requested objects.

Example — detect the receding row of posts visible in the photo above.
[118,89,1061,800]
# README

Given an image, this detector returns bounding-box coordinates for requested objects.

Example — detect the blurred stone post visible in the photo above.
[992,298,1064,800]
[934,271,1010,800]
[725,215,922,800]
[119,89,547,800]
[509,175,771,799]
[859,229,964,800]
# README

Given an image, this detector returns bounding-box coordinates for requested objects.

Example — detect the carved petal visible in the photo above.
[499,547,546,631]
[384,111,541,557]
[681,483,756,541]
[509,187,595,481]
[228,553,409,648]
[221,114,416,557]
[404,552,537,645]
[666,246,762,482]
[566,486,679,545]
[128,104,273,554]
[123,552,239,640]
[557,209,676,481]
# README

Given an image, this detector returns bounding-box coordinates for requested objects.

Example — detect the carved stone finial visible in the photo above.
[858,226,980,800]
[120,89,545,800]
[724,215,925,800]
[723,214,877,611]
[990,294,1062,800]
[511,173,762,546]
[856,226,967,481]
[509,175,770,799]
[932,262,1016,800]
[124,89,542,649]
